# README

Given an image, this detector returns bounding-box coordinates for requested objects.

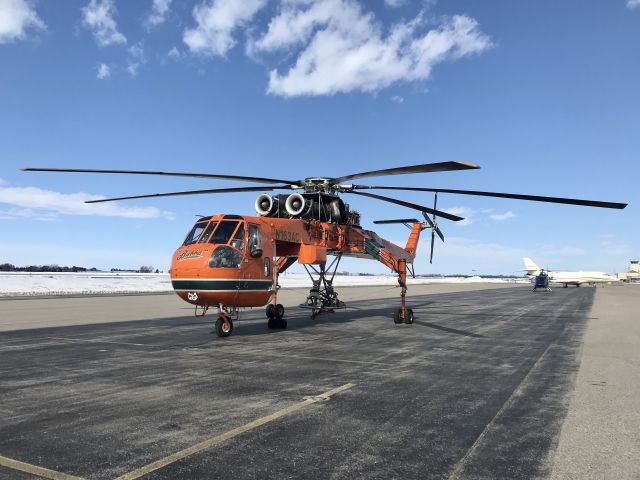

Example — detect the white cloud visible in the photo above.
[252,1,491,96]
[440,207,517,225]
[384,0,406,7]
[0,0,44,44]
[489,210,515,221]
[82,0,126,47]
[391,95,404,103]
[443,206,474,226]
[0,183,174,220]
[627,0,640,9]
[146,0,172,27]
[168,46,182,59]
[0,207,57,221]
[127,42,145,76]
[96,63,111,79]
[183,0,268,56]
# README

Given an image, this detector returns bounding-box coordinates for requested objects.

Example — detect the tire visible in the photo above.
[393,308,403,324]
[404,308,414,325]
[266,304,275,319]
[215,316,233,337]
[268,317,287,329]
[275,304,285,320]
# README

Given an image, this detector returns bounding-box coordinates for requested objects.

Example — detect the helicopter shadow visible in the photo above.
[216,302,486,340]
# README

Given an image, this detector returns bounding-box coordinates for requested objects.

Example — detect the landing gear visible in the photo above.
[215,314,233,338]
[392,259,414,325]
[394,308,414,324]
[300,255,346,319]
[267,303,287,329]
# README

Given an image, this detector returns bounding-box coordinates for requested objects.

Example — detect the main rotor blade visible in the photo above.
[373,218,420,224]
[333,161,479,184]
[21,167,299,185]
[84,185,293,203]
[353,186,627,210]
[346,191,464,221]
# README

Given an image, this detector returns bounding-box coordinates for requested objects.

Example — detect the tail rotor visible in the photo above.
[422,193,445,264]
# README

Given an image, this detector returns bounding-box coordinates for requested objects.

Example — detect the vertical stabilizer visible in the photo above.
[404,222,423,261]
[523,257,541,276]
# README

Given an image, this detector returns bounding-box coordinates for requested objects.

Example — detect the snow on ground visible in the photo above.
[0,272,528,297]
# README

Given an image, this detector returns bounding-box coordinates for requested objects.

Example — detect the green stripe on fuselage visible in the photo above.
[172,280,273,291]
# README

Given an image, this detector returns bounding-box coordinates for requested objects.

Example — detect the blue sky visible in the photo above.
[0,0,638,275]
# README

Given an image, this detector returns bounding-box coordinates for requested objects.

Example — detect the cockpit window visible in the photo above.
[230,224,245,251]
[210,221,239,245]
[248,224,260,252]
[198,222,218,243]
[209,246,241,268]
[183,222,207,246]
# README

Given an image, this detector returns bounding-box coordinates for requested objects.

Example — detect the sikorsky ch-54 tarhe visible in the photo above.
[22,162,627,337]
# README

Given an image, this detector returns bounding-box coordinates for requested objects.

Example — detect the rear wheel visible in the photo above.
[268,316,287,329]
[275,304,285,320]
[404,308,414,324]
[215,316,233,338]
[393,309,403,324]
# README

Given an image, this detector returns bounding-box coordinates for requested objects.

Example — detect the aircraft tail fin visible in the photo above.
[523,257,541,276]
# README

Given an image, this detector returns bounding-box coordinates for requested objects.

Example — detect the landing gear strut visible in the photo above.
[300,255,346,319]
[395,259,414,324]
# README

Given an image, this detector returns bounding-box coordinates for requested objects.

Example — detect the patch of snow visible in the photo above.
[0,272,528,297]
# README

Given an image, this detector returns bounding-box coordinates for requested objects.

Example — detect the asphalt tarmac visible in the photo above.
[0,284,637,479]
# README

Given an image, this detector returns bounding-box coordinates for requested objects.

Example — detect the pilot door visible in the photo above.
[240,223,274,307]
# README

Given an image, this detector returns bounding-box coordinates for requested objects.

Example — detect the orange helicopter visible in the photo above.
[22,162,627,337]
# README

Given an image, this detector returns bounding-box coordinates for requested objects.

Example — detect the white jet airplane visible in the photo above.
[523,258,620,287]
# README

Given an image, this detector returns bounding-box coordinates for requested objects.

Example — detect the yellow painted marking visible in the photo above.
[0,455,84,480]
[114,383,355,480]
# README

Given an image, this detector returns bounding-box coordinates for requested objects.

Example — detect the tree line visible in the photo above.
[0,264,159,273]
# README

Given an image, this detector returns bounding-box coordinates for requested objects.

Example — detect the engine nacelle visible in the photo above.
[254,194,274,216]
[285,193,306,216]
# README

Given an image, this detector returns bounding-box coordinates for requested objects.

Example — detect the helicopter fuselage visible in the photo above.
[169,214,418,309]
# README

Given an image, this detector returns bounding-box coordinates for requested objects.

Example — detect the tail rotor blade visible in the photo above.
[430,229,436,264]
[432,192,438,221]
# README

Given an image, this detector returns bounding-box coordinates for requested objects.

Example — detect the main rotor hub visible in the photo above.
[303,177,337,193]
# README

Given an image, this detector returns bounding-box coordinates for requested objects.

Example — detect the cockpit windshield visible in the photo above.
[183,222,207,246]
[198,222,218,243]
[210,221,240,245]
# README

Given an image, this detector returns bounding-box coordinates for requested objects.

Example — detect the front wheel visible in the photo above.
[393,309,403,324]
[266,304,275,319]
[215,316,233,338]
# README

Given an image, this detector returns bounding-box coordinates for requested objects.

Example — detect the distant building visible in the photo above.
[617,260,640,282]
